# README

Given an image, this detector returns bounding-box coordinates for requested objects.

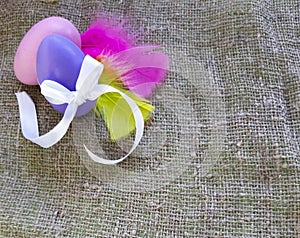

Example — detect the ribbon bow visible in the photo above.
[16,55,144,165]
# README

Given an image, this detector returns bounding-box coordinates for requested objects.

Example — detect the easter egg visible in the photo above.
[14,16,81,85]
[36,34,96,117]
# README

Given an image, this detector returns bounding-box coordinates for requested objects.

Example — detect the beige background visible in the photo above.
[0,1,299,237]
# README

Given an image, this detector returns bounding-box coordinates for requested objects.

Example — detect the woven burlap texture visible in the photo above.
[1,0,299,237]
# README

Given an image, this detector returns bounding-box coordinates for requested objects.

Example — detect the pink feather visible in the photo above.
[81,17,134,58]
[111,46,169,70]
[80,17,169,98]
[111,46,169,98]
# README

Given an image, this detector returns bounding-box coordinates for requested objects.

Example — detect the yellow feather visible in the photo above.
[94,85,154,141]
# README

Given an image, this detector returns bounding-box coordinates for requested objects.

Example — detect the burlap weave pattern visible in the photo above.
[1,0,299,237]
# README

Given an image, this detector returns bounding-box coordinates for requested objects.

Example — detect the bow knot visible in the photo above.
[40,55,104,107]
[73,91,86,105]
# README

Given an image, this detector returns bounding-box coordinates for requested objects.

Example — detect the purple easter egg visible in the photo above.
[36,34,96,117]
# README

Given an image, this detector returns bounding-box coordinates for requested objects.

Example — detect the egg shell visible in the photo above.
[14,16,81,85]
[37,34,96,117]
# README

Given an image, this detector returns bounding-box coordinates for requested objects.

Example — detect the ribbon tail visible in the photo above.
[16,92,77,148]
[83,86,144,165]
[16,92,39,139]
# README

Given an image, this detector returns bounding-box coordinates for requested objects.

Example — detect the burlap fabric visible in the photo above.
[1,0,299,237]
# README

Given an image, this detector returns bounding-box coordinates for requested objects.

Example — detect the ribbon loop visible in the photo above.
[41,80,75,105]
[83,85,145,165]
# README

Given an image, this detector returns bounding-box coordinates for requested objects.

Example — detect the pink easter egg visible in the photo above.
[14,16,81,85]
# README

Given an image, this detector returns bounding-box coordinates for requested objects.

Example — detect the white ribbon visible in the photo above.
[16,55,144,165]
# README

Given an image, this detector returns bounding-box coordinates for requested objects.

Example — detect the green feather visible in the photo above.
[94,85,154,141]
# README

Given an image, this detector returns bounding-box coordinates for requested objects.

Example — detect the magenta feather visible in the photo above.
[110,46,169,98]
[80,17,169,98]
[81,17,134,57]
[111,46,169,70]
